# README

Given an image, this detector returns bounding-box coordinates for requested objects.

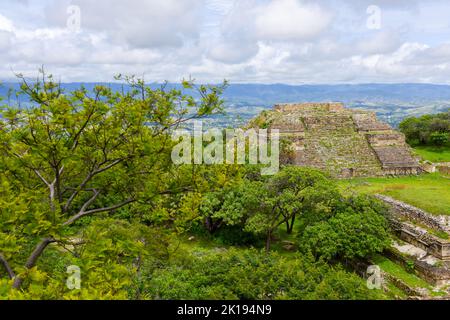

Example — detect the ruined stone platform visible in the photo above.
[250,102,420,178]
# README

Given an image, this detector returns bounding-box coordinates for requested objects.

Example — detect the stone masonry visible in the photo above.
[250,102,421,177]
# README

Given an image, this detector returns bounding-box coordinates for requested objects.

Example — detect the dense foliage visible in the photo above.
[144,248,383,300]
[399,110,450,146]
[0,70,226,297]
[0,71,392,300]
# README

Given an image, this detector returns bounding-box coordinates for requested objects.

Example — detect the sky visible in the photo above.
[0,0,450,84]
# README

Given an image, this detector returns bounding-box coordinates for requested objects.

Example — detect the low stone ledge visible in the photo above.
[388,219,450,261]
[385,248,450,287]
[376,194,450,233]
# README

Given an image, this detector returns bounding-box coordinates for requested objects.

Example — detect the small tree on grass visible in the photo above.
[244,167,338,251]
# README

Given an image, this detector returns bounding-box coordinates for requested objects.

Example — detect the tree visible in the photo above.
[430,132,449,146]
[198,179,259,234]
[0,70,226,291]
[243,167,338,251]
[399,111,450,146]
[300,195,391,261]
[268,166,338,234]
[399,117,421,145]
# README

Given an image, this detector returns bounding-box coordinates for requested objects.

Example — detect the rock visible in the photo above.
[283,244,295,251]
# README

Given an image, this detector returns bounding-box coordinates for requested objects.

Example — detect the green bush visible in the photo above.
[143,249,383,300]
[430,132,449,146]
[299,195,391,261]
[399,111,449,146]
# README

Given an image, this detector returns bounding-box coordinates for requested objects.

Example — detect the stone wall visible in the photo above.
[353,112,392,132]
[390,221,450,261]
[274,102,345,113]
[421,162,436,173]
[254,102,421,177]
[366,133,406,147]
[385,249,450,286]
[437,163,450,176]
[376,194,450,233]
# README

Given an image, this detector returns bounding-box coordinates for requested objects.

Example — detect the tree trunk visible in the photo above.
[266,230,272,252]
[205,217,214,233]
[205,217,222,234]
[286,215,296,234]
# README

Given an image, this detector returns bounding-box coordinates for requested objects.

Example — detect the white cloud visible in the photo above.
[45,0,203,49]
[208,41,259,64]
[255,0,332,41]
[0,0,449,84]
[0,14,14,32]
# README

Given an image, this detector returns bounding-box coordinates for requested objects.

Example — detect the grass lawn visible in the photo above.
[338,173,450,215]
[413,145,450,163]
[371,254,430,289]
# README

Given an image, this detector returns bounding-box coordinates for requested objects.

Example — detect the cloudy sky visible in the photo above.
[0,0,449,84]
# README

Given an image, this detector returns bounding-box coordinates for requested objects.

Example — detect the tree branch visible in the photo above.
[79,189,100,213]
[63,199,135,226]
[33,169,50,187]
[12,237,56,289]
[0,253,15,280]
[63,159,122,213]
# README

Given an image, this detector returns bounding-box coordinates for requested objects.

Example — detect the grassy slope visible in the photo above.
[372,255,430,289]
[413,145,450,163]
[338,173,450,215]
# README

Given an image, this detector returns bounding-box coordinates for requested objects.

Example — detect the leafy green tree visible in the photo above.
[243,167,338,251]
[196,167,338,251]
[300,195,390,261]
[0,217,168,299]
[430,132,449,146]
[399,117,421,145]
[268,166,338,234]
[199,180,259,234]
[399,110,449,146]
[0,70,226,292]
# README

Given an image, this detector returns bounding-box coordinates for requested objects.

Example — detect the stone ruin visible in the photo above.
[376,194,450,289]
[251,102,421,178]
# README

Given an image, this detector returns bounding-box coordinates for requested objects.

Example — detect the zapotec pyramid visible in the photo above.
[249,103,421,178]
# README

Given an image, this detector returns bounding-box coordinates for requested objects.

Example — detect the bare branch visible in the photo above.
[0,253,15,280]
[63,199,135,226]
[79,189,100,213]
[33,169,50,187]
[12,237,56,289]
[63,159,122,213]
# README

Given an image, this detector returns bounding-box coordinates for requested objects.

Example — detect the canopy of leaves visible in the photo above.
[0,70,226,294]
[144,248,383,300]
[399,110,450,146]
[300,195,391,261]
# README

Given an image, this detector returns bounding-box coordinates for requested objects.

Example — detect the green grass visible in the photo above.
[338,173,450,215]
[412,221,450,240]
[413,145,450,163]
[371,255,430,289]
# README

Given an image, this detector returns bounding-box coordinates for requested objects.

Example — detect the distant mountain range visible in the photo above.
[1,82,450,127]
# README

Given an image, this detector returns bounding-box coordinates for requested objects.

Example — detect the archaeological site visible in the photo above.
[250,102,421,178]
